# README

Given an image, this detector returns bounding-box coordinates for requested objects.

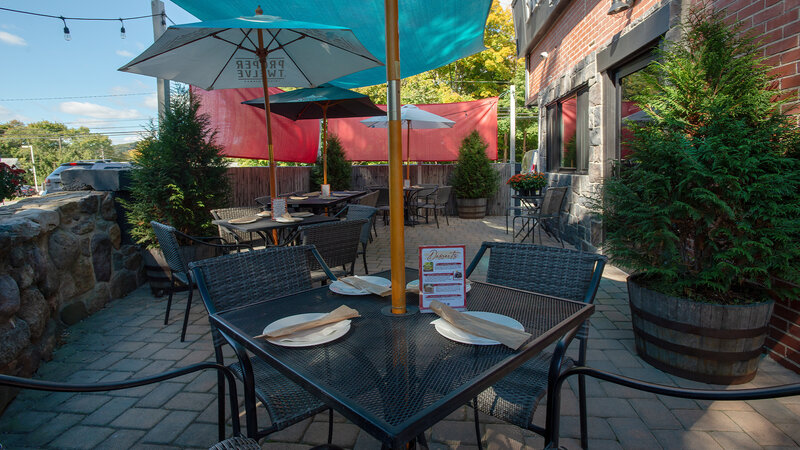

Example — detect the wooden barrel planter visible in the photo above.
[628,276,774,385]
[456,197,487,219]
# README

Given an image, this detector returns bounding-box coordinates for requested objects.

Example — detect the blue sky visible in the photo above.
[0,1,198,144]
[1,1,511,145]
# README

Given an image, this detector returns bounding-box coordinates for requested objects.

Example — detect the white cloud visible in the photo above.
[0,31,26,46]
[59,102,140,119]
[116,49,134,57]
[0,105,29,122]
[143,94,158,109]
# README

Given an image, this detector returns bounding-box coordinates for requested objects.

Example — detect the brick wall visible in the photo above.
[526,0,665,98]
[767,297,800,373]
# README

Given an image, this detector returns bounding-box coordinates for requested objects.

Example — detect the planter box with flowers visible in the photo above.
[507,172,547,197]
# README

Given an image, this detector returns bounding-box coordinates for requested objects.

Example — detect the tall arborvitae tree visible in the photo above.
[121,88,230,248]
[310,134,352,191]
[600,8,800,304]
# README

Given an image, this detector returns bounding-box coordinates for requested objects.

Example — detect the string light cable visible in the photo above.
[0,7,175,41]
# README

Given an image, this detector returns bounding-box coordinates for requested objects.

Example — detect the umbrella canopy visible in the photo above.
[362,105,455,178]
[243,85,385,184]
[119,10,383,198]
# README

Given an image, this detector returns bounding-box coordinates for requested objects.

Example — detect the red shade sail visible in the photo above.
[193,86,321,163]
[330,97,498,161]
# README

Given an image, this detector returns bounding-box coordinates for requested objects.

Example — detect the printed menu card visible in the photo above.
[418,245,466,312]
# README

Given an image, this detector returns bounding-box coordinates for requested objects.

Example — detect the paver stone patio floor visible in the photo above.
[1,216,798,449]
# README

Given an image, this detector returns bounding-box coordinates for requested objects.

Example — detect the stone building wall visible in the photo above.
[0,192,145,411]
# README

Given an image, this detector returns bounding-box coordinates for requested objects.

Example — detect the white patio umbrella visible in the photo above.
[361,104,455,180]
[119,7,382,199]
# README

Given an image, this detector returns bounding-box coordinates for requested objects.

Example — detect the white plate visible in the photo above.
[275,216,303,223]
[263,313,351,347]
[329,276,391,295]
[229,217,258,224]
[256,211,271,217]
[291,211,314,218]
[289,196,308,200]
[407,279,471,293]
[432,312,524,346]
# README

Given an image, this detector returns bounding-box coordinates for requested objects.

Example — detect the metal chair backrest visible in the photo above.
[189,246,332,348]
[374,187,390,207]
[466,242,607,304]
[416,184,438,201]
[254,196,271,208]
[344,205,377,244]
[211,207,261,244]
[298,219,366,271]
[539,186,568,216]
[434,185,453,205]
[356,190,380,208]
[151,221,190,275]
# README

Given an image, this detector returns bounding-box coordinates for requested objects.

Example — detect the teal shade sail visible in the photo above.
[172,0,492,88]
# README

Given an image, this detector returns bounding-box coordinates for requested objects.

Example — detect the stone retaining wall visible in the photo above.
[0,192,145,411]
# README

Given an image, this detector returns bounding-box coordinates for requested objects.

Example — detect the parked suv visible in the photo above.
[42,159,111,194]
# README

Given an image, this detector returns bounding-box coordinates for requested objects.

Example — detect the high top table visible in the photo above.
[210,268,594,448]
[285,190,366,215]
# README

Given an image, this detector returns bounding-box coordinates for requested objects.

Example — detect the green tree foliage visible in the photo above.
[600,9,800,304]
[451,131,499,199]
[121,89,230,248]
[311,134,351,190]
[0,120,121,185]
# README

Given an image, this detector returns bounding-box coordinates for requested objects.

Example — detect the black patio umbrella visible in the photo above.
[243,85,385,184]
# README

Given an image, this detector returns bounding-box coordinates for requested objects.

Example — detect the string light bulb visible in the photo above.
[60,16,71,41]
[160,12,166,27]
[119,18,126,39]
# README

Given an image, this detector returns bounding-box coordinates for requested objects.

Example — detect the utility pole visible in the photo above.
[510,84,516,166]
[151,0,170,119]
[21,145,38,193]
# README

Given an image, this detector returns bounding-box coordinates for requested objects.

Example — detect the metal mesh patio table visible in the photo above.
[212,214,338,246]
[209,268,593,448]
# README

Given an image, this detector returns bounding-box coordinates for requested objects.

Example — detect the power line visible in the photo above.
[0,93,154,102]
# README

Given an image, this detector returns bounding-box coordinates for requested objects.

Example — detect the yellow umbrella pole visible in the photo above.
[256,28,277,201]
[385,0,407,314]
[406,124,411,181]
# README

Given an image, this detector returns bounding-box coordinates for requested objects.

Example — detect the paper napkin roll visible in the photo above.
[259,305,360,339]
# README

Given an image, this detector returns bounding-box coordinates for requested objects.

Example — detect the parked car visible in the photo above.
[14,185,37,197]
[41,160,111,194]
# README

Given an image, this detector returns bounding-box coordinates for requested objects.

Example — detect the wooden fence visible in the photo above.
[227,163,514,215]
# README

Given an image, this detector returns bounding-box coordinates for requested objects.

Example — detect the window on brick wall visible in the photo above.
[546,86,588,172]
[614,52,656,162]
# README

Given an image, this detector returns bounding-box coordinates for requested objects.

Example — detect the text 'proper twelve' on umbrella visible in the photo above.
[361,104,455,180]
[242,85,385,185]
[119,7,383,200]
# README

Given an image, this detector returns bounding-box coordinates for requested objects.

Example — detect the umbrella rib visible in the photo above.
[265,29,314,86]
[122,28,234,66]
[293,30,383,65]
[209,29,255,90]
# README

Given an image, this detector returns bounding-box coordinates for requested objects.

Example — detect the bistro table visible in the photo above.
[511,193,545,242]
[213,214,339,246]
[286,190,366,215]
[209,268,594,448]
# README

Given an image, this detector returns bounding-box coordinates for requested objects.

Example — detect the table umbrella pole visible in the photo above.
[385,0,407,315]
[322,106,328,185]
[256,27,277,201]
[406,124,411,181]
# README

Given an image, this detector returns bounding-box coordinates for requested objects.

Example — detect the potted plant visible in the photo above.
[599,9,800,384]
[120,88,230,293]
[451,131,499,219]
[507,172,546,197]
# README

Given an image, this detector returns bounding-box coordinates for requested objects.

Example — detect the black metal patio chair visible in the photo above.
[334,205,378,274]
[464,242,607,449]
[189,246,337,442]
[0,362,252,448]
[150,221,249,342]
[297,218,366,283]
[210,207,263,248]
[547,366,800,449]
[417,185,452,228]
[513,186,568,247]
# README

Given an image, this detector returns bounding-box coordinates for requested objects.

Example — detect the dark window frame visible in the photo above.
[613,51,657,161]
[546,85,589,173]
